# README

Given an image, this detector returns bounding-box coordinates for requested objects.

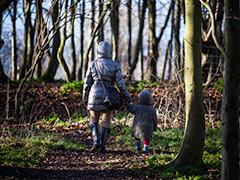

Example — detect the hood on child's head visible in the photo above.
[139,90,152,105]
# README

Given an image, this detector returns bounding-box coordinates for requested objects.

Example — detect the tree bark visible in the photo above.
[57,0,72,83]
[35,0,43,79]
[127,0,132,70]
[19,0,31,80]
[11,0,17,80]
[0,0,15,13]
[221,0,240,179]
[83,0,112,78]
[167,1,175,81]
[97,0,104,42]
[70,0,77,80]
[110,0,120,62]
[78,0,85,81]
[0,12,10,83]
[41,0,60,81]
[173,0,181,74]
[89,0,95,63]
[161,40,171,81]
[146,0,158,82]
[170,0,205,167]
[128,0,147,81]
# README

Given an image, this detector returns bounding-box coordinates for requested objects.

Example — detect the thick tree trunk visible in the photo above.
[41,0,60,81]
[78,0,85,81]
[221,0,240,179]
[170,0,205,167]
[70,0,77,80]
[128,0,147,81]
[110,0,120,62]
[11,0,17,80]
[146,0,158,82]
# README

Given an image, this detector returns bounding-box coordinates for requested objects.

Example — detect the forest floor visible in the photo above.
[0,81,226,179]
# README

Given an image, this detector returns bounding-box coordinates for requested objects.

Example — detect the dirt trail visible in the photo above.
[0,125,153,180]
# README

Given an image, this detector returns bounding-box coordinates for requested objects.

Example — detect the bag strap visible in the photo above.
[94,60,107,90]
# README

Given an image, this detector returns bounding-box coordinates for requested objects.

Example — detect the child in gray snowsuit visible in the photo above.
[126,90,157,152]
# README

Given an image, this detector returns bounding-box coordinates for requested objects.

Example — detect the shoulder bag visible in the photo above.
[94,61,123,110]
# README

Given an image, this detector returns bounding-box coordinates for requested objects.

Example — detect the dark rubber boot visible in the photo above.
[99,127,111,153]
[90,123,101,153]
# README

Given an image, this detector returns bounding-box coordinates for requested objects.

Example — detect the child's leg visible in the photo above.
[143,139,150,152]
[135,138,141,150]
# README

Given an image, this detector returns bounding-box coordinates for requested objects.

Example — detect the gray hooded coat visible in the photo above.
[83,41,131,111]
[127,90,157,141]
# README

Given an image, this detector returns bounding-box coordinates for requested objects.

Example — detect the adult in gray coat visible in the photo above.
[126,90,157,152]
[83,41,131,153]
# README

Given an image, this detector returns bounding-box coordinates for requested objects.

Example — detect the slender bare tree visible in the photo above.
[78,0,85,81]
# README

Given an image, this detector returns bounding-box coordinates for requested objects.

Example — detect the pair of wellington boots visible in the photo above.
[90,122,110,153]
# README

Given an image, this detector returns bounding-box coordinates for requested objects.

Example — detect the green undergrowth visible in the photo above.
[111,121,221,179]
[42,112,87,127]
[0,126,86,167]
[59,80,84,97]
[126,80,160,91]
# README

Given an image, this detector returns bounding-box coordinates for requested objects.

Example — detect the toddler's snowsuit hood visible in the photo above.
[139,90,152,105]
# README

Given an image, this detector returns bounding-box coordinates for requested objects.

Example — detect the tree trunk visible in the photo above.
[128,0,147,81]
[11,0,17,80]
[83,0,112,78]
[0,12,11,83]
[167,2,174,81]
[19,0,31,80]
[170,0,205,167]
[146,0,158,82]
[57,0,72,83]
[161,40,171,81]
[41,0,60,81]
[78,0,85,81]
[70,0,77,80]
[97,0,104,42]
[89,0,95,63]
[110,0,120,62]
[127,0,132,70]
[0,0,15,13]
[35,0,43,79]
[221,0,240,179]
[27,7,34,73]
[173,0,181,76]
[138,0,144,81]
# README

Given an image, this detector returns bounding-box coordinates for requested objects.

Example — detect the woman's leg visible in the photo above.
[89,111,101,152]
[99,111,112,153]
[101,111,112,128]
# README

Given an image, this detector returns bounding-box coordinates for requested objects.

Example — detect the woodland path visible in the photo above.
[0,123,153,180]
